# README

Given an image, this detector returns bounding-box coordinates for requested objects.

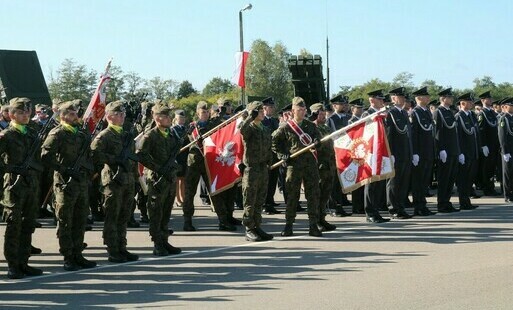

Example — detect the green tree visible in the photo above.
[105,65,125,102]
[123,71,147,98]
[176,80,197,99]
[145,77,177,100]
[202,77,234,96]
[391,72,415,91]
[245,39,294,108]
[48,58,97,102]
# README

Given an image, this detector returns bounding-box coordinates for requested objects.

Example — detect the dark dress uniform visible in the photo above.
[455,109,481,210]
[498,109,513,201]
[0,98,43,279]
[272,98,322,236]
[410,106,436,215]
[435,105,461,212]
[477,107,500,195]
[385,106,412,218]
[90,101,139,263]
[239,102,274,241]
[136,105,182,256]
[41,102,96,270]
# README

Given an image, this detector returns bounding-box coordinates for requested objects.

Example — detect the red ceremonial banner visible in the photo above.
[203,118,244,195]
[334,113,395,193]
[82,59,112,133]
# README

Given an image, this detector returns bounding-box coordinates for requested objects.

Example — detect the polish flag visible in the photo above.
[82,59,112,133]
[232,51,250,87]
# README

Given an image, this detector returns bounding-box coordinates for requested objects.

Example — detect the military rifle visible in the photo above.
[111,107,142,182]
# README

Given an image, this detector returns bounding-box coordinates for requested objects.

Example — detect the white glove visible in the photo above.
[458,153,465,165]
[439,150,447,163]
[412,154,419,166]
[391,155,395,164]
[482,146,489,157]
[504,154,511,162]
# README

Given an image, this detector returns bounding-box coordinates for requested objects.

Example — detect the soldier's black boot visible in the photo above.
[219,220,237,231]
[281,223,293,237]
[318,218,336,232]
[74,253,97,269]
[163,241,182,255]
[309,224,323,237]
[120,249,139,261]
[7,263,24,279]
[20,262,43,276]
[107,249,127,263]
[228,216,243,226]
[245,228,262,242]
[63,256,80,271]
[30,245,42,255]
[153,242,169,256]
[255,227,274,241]
[183,217,196,231]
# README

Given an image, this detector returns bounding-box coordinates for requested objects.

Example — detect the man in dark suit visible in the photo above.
[362,90,390,223]
[385,87,412,219]
[455,93,481,210]
[498,97,513,202]
[477,91,500,196]
[410,87,436,216]
[435,88,461,213]
[261,97,281,214]
[327,95,351,216]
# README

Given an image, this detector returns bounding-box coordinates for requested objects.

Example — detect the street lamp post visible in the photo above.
[239,3,252,106]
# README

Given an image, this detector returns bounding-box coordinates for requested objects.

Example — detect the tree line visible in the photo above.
[47,40,513,119]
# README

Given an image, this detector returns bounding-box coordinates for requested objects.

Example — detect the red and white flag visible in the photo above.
[82,58,112,133]
[333,113,394,193]
[232,51,250,87]
[203,118,244,195]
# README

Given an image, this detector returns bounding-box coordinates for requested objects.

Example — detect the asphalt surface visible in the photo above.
[0,191,512,309]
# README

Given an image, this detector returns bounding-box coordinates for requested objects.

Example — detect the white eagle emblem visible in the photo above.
[215,141,236,166]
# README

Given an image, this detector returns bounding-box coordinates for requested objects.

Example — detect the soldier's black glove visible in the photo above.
[281,154,291,167]
[187,124,196,135]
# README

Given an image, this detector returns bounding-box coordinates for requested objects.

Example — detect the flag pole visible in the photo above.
[270,108,388,170]
[179,109,246,153]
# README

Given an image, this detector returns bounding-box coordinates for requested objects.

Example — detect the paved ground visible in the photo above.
[0,192,512,309]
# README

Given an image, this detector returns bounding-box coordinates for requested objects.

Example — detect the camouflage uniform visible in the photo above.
[272,98,322,235]
[90,101,138,262]
[41,101,96,269]
[1,98,43,278]
[239,103,272,233]
[181,102,232,230]
[136,104,181,255]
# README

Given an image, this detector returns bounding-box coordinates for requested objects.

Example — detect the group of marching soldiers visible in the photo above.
[1,84,511,279]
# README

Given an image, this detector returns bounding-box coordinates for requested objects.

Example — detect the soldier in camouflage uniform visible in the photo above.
[90,101,139,263]
[0,97,43,279]
[136,103,182,256]
[181,101,236,232]
[272,97,323,237]
[239,101,274,242]
[41,101,97,271]
[309,103,337,232]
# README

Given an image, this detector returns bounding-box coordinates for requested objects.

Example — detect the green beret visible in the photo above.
[9,97,31,112]
[151,103,173,116]
[246,101,263,111]
[197,101,208,110]
[175,109,185,117]
[71,99,84,108]
[1,105,9,112]
[52,98,63,107]
[105,100,126,114]
[141,101,154,110]
[309,103,325,113]
[217,97,232,107]
[292,97,306,107]
[58,101,78,113]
